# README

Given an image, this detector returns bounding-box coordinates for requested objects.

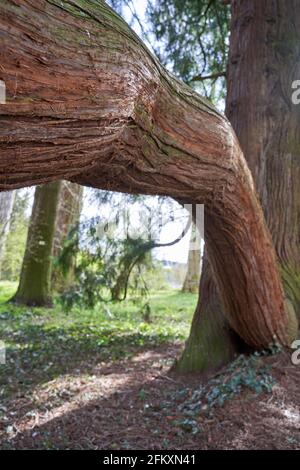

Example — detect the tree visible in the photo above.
[0,0,297,348]
[0,190,31,281]
[11,182,62,306]
[182,223,201,294]
[177,0,300,372]
[0,190,15,274]
[52,181,83,291]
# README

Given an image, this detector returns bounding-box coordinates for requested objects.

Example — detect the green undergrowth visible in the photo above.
[0,282,196,399]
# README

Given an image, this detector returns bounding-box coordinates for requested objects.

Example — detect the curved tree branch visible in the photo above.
[0,0,296,347]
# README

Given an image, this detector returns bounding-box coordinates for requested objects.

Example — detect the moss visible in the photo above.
[174,300,242,374]
[11,182,62,307]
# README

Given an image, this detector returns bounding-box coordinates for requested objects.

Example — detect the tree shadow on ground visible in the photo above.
[1,349,299,450]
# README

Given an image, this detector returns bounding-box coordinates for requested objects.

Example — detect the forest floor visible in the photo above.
[0,282,299,450]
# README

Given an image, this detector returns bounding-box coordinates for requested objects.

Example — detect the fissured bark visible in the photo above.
[0,0,296,346]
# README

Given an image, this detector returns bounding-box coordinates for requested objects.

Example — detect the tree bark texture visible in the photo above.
[226,0,300,319]
[178,0,300,373]
[0,0,296,346]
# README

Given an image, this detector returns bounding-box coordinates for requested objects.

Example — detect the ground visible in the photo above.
[0,282,299,450]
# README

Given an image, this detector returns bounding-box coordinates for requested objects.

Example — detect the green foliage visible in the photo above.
[0,191,30,281]
[57,226,159,310]
[148,0,230,103]
[0,281,196,399]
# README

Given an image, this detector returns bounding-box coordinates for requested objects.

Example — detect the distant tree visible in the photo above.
[177,0,300,372]
[0,190,30,281]
[0,191,15,275]
[148,0,230,102]
[52,181,83,292]
[0,0,296,354]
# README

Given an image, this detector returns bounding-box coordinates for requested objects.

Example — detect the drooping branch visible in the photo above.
[189,71,226,83]
[0,0,296,347]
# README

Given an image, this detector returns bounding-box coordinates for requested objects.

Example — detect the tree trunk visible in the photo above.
[52,180,83,292]
[182,223,201,294]
[0,190,15,274]
[11,181,62,306]
[177,0,300,373]
[0,0,296,346]
[226,0,300,320]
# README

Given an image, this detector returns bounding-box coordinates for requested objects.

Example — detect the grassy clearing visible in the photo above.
[0,282,196,399]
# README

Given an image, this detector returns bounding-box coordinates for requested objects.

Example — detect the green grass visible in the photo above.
[0,282,197,399]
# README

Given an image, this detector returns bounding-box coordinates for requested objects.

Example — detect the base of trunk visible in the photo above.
[9,293,53,308]
[174,258,244,374]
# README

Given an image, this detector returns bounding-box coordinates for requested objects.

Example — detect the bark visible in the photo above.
[0,0,296,346]
[226,0,300,320]
[0,190,15,272]
[11,181,62,306]
[182,223,201,294]
[178,0,300,373]
[175,255,243,373]
[52,180,83,291]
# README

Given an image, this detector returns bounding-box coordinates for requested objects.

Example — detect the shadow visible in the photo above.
[0,320,180,401]
[1,351,299,450]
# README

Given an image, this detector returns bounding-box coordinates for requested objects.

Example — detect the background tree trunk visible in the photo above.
[182,223,201,294]
[0,190,15,274]
[52,181,83,292]
[0,0,295,347]
[177,0,300,373]
[12,181,62,306]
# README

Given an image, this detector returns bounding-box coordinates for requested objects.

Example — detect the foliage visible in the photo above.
[148,0,230,103]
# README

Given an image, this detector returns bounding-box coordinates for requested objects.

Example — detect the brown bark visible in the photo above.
[178,0,300,372]
[0,0,296,347]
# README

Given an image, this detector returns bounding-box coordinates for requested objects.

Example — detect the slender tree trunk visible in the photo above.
[0,190,15,274]
[52,180,83,291]
[0,0,296,346]
[177,0,300,373]
[12,181,62,306]
[182,223,201,294]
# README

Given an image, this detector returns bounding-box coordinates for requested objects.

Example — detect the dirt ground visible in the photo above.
[0,344,299,450]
